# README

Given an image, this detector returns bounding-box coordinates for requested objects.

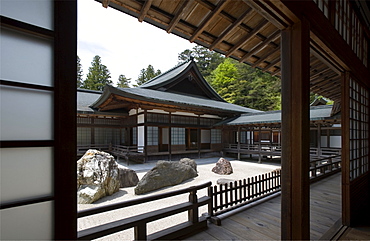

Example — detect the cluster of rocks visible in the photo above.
[77,150,234,203]
[77,149,139,204]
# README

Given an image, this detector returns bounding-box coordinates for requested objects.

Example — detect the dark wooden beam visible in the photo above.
[239,30,280,62]
[166,0,195,33]
[251,44,280,67]
[242,0,289,29]
[138,0,153,22]
[189,0,229,42]
[226,19,269,57]
[209,7,253,50]
[262,57,280,71]
[281,19,310,240]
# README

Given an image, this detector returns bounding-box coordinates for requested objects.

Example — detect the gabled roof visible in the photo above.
[91,85,261,115]
[90,60,262,116]
[140,60,225,101]
[218,105,339,126]
[77,89,102,113]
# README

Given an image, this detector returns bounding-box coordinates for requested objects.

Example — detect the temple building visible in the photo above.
[77,59,341,162]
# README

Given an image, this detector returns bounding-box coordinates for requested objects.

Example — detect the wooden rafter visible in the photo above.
[102,0,110,8]
[242,0,289,29]
[226,19,269,57]
[166,0,195,33]
[262,57,280,71]
[138,0,153,22]
[252,44,280,67]
[189,0,229,42]
[239,30,280,62]
[209,7,253,50]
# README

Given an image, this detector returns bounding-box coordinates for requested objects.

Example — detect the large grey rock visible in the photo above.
[118,166,139,188]
[77,149,120,204]
[179,158,197,172]
[212,158,233,175]
[134,160,198,195]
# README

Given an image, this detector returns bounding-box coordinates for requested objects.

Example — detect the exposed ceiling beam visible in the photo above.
[263,57,280,71]
[138,0,153,22]
[209,7,253,50]
[242,0,289,29]
[102,0,110,8]
[239,30,280,62]
[226,19,269,57]
[189,0,229,42]
[251,44,280,67]
[166,0,195,33]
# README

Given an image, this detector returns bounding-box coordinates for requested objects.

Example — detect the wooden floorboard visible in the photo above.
[185,173,342,240]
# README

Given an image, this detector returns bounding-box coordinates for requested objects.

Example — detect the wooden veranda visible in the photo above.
[187,173,344,240]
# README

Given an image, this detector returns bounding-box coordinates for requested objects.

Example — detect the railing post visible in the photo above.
[207,186,213,217]
[188,190,198,224]
[134,223,147,241]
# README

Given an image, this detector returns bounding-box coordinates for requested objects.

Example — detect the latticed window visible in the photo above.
[211,129,222,144]
[171,127,185,145]
[77,127,91,145]
[132,127,137,145]
[349,78,369,180]
[94,128,120,145]
[147,126,158,145]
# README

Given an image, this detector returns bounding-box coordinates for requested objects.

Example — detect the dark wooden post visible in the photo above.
[169,112,172,161]
[188,190,199,224]
[317,123,321,156]
[281,19,310,240]
[144,110,148,162]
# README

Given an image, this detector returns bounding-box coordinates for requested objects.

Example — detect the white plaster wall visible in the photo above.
[201,130,211,143]
[138,126,144,152]
[162,128,169,144]
[137,114,144,124]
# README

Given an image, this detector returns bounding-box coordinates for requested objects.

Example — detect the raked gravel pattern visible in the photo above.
[78,157,281,241]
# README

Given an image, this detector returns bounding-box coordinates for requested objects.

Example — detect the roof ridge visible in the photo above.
[140,59,191,87]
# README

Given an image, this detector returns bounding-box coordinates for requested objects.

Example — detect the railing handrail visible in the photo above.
[78,181,211,218]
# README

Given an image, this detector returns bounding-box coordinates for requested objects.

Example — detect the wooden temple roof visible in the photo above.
[90,60,261,116]
[99,0,344,104]
[217,105,340,127]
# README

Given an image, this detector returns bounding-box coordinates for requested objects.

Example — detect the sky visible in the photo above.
[78,0,196,86]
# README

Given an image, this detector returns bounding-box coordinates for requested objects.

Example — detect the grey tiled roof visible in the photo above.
[220,105,335,126]
[77,89,102,113]
[140,61,191,88]
[108,86,262,114]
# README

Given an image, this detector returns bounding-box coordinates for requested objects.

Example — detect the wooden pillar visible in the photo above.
[317,123,321,156]
[237,126,241,160]
[258,126,262,163]
[341,71,351,226]
[198,115,201,158]
[169,112,172,161]
[281,19,310,240]
[144,110,148,162]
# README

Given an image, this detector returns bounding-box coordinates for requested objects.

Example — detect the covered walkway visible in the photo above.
[186,173,342,240]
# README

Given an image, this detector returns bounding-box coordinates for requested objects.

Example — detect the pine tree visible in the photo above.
[77,56,83,88]
[83,55,112,91]
[117,74,131,88]
[135,65,161,86]
[178,45,224,78]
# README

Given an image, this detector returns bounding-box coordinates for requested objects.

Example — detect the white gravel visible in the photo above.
[78,157,281,240]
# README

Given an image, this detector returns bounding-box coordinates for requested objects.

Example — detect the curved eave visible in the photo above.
[92,85,260,115]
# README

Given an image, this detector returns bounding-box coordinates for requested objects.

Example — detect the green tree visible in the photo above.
[178,45,224,78]
[117,74,131,88]
[77,56,83,88]
[136,65,161,86]
[209,58,281,111]
[209,58,239,103]
[83,55,112,91]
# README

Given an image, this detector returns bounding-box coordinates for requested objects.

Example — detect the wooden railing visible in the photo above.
[208,169,281,217]
[77,144,110,156]
[310,155,341,181]
[77,182,211,240]
[209,155,341,219]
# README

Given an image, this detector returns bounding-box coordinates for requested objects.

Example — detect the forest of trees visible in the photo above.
[78,45,310,111]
